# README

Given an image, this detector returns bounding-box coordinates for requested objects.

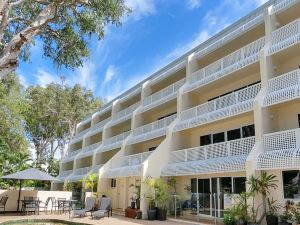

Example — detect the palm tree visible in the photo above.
[82,173,98,197]
[248,171,278,223]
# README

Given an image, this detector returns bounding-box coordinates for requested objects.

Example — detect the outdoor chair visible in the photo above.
[57,198,66,213]
[0,196,8,215]
[39,197,51,214]
[22,197,39,215]
[73,197,95,217]
[91,197,112,219]
[50,197,58,213]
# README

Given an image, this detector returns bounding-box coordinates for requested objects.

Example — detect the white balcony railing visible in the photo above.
[269,18,300,55]
[111,102,140,124]
[92,164,104,173]
[58,170,73,178]
[264,69,300,106]
[271,0,299,14]
[162,137,255,176]
[111,152,152,169]
[88,117,111,136]
[141,79,185,112]
[71,128,90,143]
[128,114,177,144]
[100,131,131,152]
[169,137,255,164]
[186,37,265,92]
[175,83,261,131]
[73,166,92,176]
[258,128,300,170]
[63,148,82,162]
[82,142,102,153]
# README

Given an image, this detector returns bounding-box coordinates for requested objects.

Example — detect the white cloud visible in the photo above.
[35,69,59,87]
[124,0,156,21]
[104,65,117,83]
[186,0,201,9]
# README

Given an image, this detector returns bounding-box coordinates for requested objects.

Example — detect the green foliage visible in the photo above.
[81,173,98,196]
[0,73,28,153]
[1,0,130,74]
[266,197,281,216]
[145,178,170,210]
[23,82,101,172]
[294,211,300,224]
[224,211,237,225]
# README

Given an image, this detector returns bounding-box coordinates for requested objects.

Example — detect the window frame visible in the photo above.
[282,170,300,200]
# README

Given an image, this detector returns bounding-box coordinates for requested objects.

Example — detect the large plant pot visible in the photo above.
[147,209,157,220]
[157,208,167,221]
[266,215,278,225]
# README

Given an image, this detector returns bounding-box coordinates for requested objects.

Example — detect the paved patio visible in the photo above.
[0,213,212,225]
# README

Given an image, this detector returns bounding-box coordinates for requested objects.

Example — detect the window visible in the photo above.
[158,112,177,120]
[233,177,246,194]
[227,128,241,141]
[191,178,198,193]
[213,132,225,144]
[298,114,300,128]
[283,170,300,199]
[198,179,210,193]
[149,146,157,151]
[200,135,212,146]
[111,179,116,188]
[242,124,255,138]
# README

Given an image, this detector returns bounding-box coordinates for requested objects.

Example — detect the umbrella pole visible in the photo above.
[17,180,22,212]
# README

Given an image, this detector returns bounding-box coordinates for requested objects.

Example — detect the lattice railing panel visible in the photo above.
[169,137,255,164]
[102,165,142,178]
[271,0,299,14]
[58,170,73,178]
[257,128,300,170]
[73,166,92,176]
[176,84,260,131]
[112,102,140,122]
[268,19,300,55]
[187,37,264,91]
[264,69,300,106]
[111,152,152,169]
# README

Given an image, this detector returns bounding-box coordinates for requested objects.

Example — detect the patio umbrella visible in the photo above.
[0,168,61,211]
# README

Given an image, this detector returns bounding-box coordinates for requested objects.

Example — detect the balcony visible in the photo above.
[175,83,261,132]
[110,102,140,126]
[62,148,82,163]
[70,128,90,144]
[162,137,255,176]
[99,131,131,152]
[263,69,300,106]
[185,37,265,93]
[102,152,152,178]
[257,128,300,170]
[268,18,300,55]
[68,166,92,182]
[77,142,102,159]
[271,0,299,14]
[91,164,104,174]
[139,79,185,113]
[127,114,177,145]
[87,117,111,137]
[57,170,73,180]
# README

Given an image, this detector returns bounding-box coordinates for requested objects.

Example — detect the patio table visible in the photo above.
[57,199,77,214]
[19,199,41,215]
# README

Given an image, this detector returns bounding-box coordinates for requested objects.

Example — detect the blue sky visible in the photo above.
[17,0,267,102]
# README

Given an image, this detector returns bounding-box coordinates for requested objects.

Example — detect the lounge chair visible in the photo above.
[0,196,8,215]
[73,197,95,217]
[91,197,112,219]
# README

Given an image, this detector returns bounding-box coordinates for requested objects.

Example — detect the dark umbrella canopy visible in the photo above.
[1,168,61,211]
[1,168,60,181]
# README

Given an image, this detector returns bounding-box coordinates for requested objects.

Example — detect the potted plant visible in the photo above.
[146,197,156,220]
[231,192,251,225]
[156,179,170,221]
[266,197,280,225]
[279,212,293,225]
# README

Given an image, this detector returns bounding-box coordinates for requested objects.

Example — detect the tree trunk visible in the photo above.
[0,3,57,79]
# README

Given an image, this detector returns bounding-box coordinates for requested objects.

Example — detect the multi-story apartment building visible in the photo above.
[53,0,300,221]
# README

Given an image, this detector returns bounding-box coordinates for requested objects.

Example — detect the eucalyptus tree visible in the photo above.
[0,0,130,78]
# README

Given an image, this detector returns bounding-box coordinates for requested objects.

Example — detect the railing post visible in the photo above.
[185,150,188,162]
[295,129,300,149]
[227,142,231,156]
